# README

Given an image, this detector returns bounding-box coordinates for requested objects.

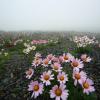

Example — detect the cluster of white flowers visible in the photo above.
[4,52,9,56]
[0,49,9,56]
[23,43,36,54]
[48,39,59,44]
[73,36,98,47]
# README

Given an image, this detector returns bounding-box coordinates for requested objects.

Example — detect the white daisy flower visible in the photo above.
[51,62,62,72]
[50,84,69,100]
[81,54,92,62]
[28,81,44,98]
[57,72,68,84]
[73,70,87,86]
[62,53,74,62]
[40,70,54,86]
[82,78,95,95]
[32,58,42,67]
[71,58,84,72]
[26,68,34,79]
[42,58,51,67]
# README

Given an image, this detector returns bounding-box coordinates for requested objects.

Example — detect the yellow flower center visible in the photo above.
[44,60,49,65]
[71,61,79,67]
[83,82,89,89]
[33,85,39,91]
[64,56,69,60]
[35,60,39,64]
[54,66,58,70]
[59,76,64,81]
[44,74,50,80]
[35,57,39,60]
[75,73,81,80]
[55,88,62,96]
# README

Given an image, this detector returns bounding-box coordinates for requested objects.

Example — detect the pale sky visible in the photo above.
[0,0,100,32]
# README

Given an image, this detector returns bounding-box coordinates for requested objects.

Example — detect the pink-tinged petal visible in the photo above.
[89,86,95,92]
[74,67,80,72]
[47,54,54,60]
[78,79,83,85]
[86,57,91,62]
[61,91,69,100]
[52,57,59,62]
[34,92,39,98]
[26,68,34,79]
[48,70,52,74]
[73,68,79,73]
[84,89,89,95]
[74,80,77,86]
[55,97,60,100]
[34,81,38,85]
[59,56,63,63]
[53,85,58,91]
[87,78,94,85]
[80,71,87,77]
[50,92,56,98]
[28,87,33,91]
[31,92,34,98]
[81,54,92,62]
[46,81,51,86]
[60,84,66,90]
